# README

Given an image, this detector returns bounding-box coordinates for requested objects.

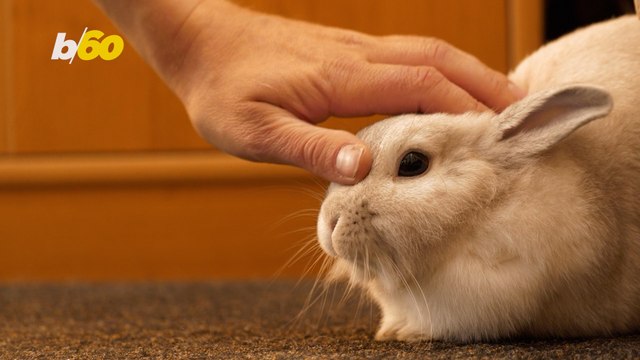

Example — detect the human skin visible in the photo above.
[92,0,525,184]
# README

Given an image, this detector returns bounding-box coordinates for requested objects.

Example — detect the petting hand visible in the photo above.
[95,0,526,184]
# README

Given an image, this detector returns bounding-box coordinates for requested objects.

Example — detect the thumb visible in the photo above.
[263,118,373,184]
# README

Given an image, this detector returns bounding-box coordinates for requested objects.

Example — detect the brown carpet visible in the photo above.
[1,280,638,359]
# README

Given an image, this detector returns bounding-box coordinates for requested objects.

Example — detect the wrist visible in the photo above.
[93,0,253,99]
[163,0,258,101]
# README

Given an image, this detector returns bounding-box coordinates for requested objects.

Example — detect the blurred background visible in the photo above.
[0,0,633,280]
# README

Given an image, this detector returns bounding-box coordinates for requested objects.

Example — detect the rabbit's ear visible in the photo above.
[496,85,612,157]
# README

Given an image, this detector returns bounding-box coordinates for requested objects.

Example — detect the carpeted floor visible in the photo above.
[0,280,638,359]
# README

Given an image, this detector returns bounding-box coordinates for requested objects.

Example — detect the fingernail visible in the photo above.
[509,81,527,100]
[336,144,364,180]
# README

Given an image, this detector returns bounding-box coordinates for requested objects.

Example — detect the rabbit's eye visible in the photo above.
[398,151,429,177]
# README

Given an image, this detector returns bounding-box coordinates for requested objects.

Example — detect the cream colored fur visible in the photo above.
[317,16,640,342]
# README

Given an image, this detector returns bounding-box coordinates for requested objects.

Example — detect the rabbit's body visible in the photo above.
[317,16,640,342]
[508,15,640,338]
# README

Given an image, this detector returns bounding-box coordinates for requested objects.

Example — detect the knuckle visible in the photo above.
[414,66,446,91]
[412,67,452,113]
[423,38,452,64]
[235,128,266,161]
[487,72,510,96]
[474,100,487,112]
[475,71,512,111]
[319,56,361,106]
[234,113,272,160]
[321,57,360,81]
[333,30,372,47]
[294,131,328,172]
[380,34,402,42]
[213,104,273,161]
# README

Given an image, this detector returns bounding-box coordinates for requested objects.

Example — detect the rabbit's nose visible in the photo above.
[317,212,339,257]
[330,215,339,234]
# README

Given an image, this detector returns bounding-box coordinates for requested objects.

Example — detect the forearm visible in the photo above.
[91,0,243,96]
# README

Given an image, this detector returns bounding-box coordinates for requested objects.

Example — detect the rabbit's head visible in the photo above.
[317,85,612,288]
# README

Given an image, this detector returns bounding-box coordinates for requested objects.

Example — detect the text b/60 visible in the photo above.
[52,27,124,64]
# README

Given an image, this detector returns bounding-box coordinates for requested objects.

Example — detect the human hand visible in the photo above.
[96,0,525,184]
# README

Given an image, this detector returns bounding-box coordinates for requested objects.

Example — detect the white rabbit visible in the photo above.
[316,15,640,342]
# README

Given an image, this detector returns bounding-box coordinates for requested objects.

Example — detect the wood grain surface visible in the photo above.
[0,185,321,279]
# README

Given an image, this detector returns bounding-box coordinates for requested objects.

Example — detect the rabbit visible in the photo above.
[316,15,640,342]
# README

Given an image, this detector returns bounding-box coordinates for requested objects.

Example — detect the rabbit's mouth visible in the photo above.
[331,243,412,289]
[333,231,404,281]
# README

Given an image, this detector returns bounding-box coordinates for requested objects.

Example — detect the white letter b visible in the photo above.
[51,33,77,60]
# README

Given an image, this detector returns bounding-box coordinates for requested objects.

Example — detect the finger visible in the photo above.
[226,103,373,185]
[367,37,526,111]
[326,62,489,116]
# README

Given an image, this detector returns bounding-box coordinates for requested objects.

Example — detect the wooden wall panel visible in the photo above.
[0,184,323,280]
[507,0,544,69]
[0,153,323,280]
[0,0,10,151]
[148,79,208,149]
[241,0,508,70]
[7,0,207,153]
